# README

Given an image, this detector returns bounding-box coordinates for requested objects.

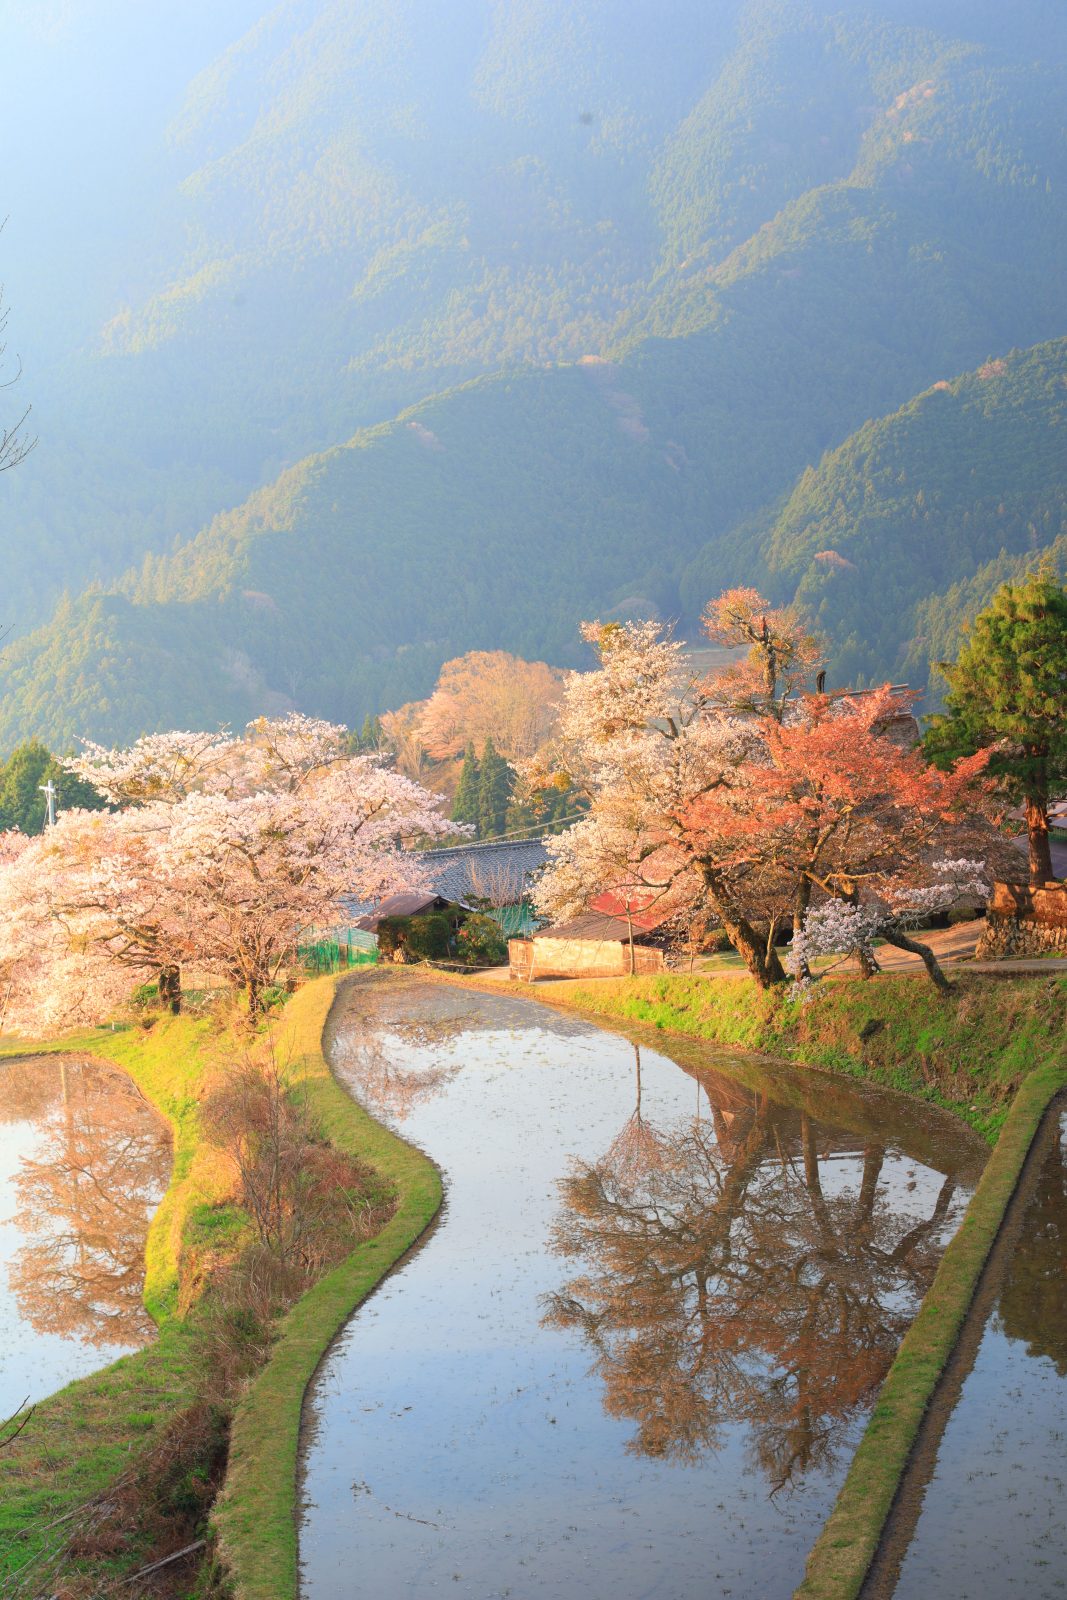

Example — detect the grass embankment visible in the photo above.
[213,978,443,1600]
[795,1066,1066,1600]
[524,970,1067,1142]
[0,975,443,1598]
[0,1013,236,1586]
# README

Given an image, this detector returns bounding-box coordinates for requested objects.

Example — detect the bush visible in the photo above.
[376,912,451,961]
[456,913,508,966]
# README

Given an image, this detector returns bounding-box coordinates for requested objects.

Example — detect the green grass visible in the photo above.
[212,975,443,1600]
[0,1014,237,1581]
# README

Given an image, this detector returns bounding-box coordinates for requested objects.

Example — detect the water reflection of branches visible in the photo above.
[545,1090,959,1493]
[600,1046,670,1186]
[335,1028,461,1122]
[7,1062,169,1348]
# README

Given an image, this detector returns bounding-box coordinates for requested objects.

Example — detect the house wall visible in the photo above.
[508,936,664,980]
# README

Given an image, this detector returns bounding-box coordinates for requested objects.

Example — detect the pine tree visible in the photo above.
[477,737,513,838]
[451,743,481,831]
[359,713,384,751]
[925,565,1067,885]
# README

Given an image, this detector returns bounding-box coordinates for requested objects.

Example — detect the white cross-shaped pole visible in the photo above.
[40,778,56,829]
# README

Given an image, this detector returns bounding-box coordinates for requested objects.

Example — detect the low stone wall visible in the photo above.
[976,880,1067,958]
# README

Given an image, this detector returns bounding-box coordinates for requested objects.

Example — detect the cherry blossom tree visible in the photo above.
[684,687,1000,988]
[702,587,822,722]
[158,757,453,1019]
[66,728,237,804]
[2,717,456,1029]
[0,805,190,1029]
[531,619,783,983]
[532,604,998,990]
[786,860,992,994]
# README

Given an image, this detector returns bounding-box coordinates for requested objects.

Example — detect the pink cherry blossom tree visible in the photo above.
[158,755,454,1018]
[2,718,456,1028]
[0,805,190,1029]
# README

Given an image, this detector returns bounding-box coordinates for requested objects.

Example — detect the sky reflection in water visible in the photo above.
[300,979,985,1600]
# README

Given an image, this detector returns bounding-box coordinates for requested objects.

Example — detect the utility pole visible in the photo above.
[40,778,56,829]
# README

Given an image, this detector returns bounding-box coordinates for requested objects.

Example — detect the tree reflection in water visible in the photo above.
[545,1053,959,1492]
[333,1024,461,1122]
[1,1059,169,1348]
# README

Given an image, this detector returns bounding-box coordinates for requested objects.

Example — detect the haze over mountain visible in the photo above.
[1,0,1065,747]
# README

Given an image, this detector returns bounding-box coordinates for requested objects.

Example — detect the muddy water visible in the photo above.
[300,979,986,1600]
[0,1055,171,1414]
[889,1112,1067,1600]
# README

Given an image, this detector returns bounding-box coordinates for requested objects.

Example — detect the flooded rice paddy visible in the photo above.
[0,1055,170,1414]
[886,1110,1067,1600]
[300,978,986,1600]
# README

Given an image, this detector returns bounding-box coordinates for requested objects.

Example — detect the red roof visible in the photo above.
[588,890,674,931]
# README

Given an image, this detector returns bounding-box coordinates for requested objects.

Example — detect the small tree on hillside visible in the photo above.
[924,567,1067,885]
[0,741,104,834]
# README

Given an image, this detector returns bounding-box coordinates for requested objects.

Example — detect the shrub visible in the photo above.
[456,913,508,965]
[376,912,451,961]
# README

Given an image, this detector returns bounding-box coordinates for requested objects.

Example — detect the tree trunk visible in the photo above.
[701,865,787,988]
[1026,790,1054,886]
[247,975,261,1024]
[879,927,952,993]
[857,943,882,980]
[793,875,812,981]
[158,964,181,1015]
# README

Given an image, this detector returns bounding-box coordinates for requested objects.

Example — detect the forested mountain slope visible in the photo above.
[1,0,1065,746]
[690,339,1067,690]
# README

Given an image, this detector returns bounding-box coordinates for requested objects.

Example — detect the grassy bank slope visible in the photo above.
[796,1065,1066,1600]
[525,971,1067,1142]
[213,976,443,1600]
[0,1013,237,1584]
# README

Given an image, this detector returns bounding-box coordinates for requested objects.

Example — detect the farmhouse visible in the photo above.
[509,893,673,981]
[354,836,549,943]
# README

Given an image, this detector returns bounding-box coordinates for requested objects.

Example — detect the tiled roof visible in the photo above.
[536,910,667,944]
[588,890,674,931]
[419,837,549,907]
[355,890,446,930]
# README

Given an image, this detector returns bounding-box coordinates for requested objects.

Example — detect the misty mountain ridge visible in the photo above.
[0,0,1064,747]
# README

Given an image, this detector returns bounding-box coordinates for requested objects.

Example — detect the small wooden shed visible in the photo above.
[509,908,668,981]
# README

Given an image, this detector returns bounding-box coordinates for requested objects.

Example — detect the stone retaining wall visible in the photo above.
[976,880,1067,958]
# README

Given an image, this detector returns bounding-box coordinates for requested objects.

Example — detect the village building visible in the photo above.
[508,893,673,981]
[353,836,549,948]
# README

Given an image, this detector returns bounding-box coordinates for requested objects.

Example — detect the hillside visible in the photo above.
[694,339,1067,690]
[2,1,1065,625]
[1,0,1065,745]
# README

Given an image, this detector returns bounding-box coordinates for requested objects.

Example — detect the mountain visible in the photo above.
[686,338,1067,690]
[1,0,1065,746]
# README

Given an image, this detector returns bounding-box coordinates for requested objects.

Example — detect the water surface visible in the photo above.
[890,1111,1067,1600]
[0,1055,171,1414]
[300,978,985,1600]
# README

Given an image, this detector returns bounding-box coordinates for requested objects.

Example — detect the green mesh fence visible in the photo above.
[296,939,378,975]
